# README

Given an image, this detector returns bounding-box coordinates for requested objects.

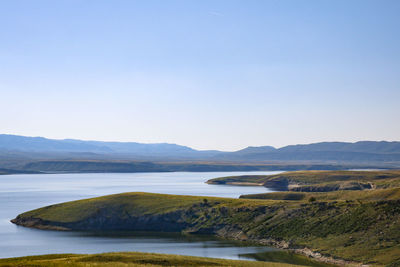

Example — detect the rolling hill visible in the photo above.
[1,134,400,172]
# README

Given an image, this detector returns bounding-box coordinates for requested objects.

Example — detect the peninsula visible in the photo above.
[11,170,400,266]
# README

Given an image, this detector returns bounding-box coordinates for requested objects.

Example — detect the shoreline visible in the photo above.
[214,226,358,266]
[11,217,358,266]
[207,181,265,186]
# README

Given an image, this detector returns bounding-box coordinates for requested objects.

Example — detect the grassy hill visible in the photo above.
[0,251,303,267]
[207,170,400,192]
[240,187,400,201]
[12,190,400,266]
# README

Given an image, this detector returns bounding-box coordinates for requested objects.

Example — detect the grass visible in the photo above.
[12,170,400,266]
[207,170,400,192]
[207,175,269,184]
[240,187,400,202]
[12,191,400,265]
[15,192,276,223]
[0,252,305,267]
[242,251,335,267]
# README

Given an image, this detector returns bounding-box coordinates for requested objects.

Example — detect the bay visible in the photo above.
[0,171,279,260]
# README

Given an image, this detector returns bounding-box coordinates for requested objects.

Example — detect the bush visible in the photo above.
[308,197,316,202]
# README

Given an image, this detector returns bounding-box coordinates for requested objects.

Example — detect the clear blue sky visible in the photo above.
[1,0,399,151]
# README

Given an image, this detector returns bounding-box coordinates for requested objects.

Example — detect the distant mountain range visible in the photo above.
[1,134,400,169]
[219,141,400,162]
[0,134,223,159]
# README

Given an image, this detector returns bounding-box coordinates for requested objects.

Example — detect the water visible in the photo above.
[0,171,282,260]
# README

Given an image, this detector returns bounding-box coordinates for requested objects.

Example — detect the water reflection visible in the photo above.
[0,171,332,265]
[0,171,279,260]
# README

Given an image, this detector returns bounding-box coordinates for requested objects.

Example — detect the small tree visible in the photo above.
[308,196,316,202]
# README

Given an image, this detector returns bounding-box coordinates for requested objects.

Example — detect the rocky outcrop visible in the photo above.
[290,181,373,192]
[262,177,373,192]
[263,178,290,191]
[12,210,193,232]
[11,217,70,231]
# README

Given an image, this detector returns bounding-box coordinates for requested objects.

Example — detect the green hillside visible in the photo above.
[12,190,400,266]
[0,252,304,267]
[207,170,400,192]
[240,187,400,201]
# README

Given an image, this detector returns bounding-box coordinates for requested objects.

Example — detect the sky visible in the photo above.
[0,0,399,151]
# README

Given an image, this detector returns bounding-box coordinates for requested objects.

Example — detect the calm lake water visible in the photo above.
[0,171,283,260]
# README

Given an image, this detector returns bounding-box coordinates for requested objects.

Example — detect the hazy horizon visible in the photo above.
[1,132,399,152]
[1,0,399,150]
